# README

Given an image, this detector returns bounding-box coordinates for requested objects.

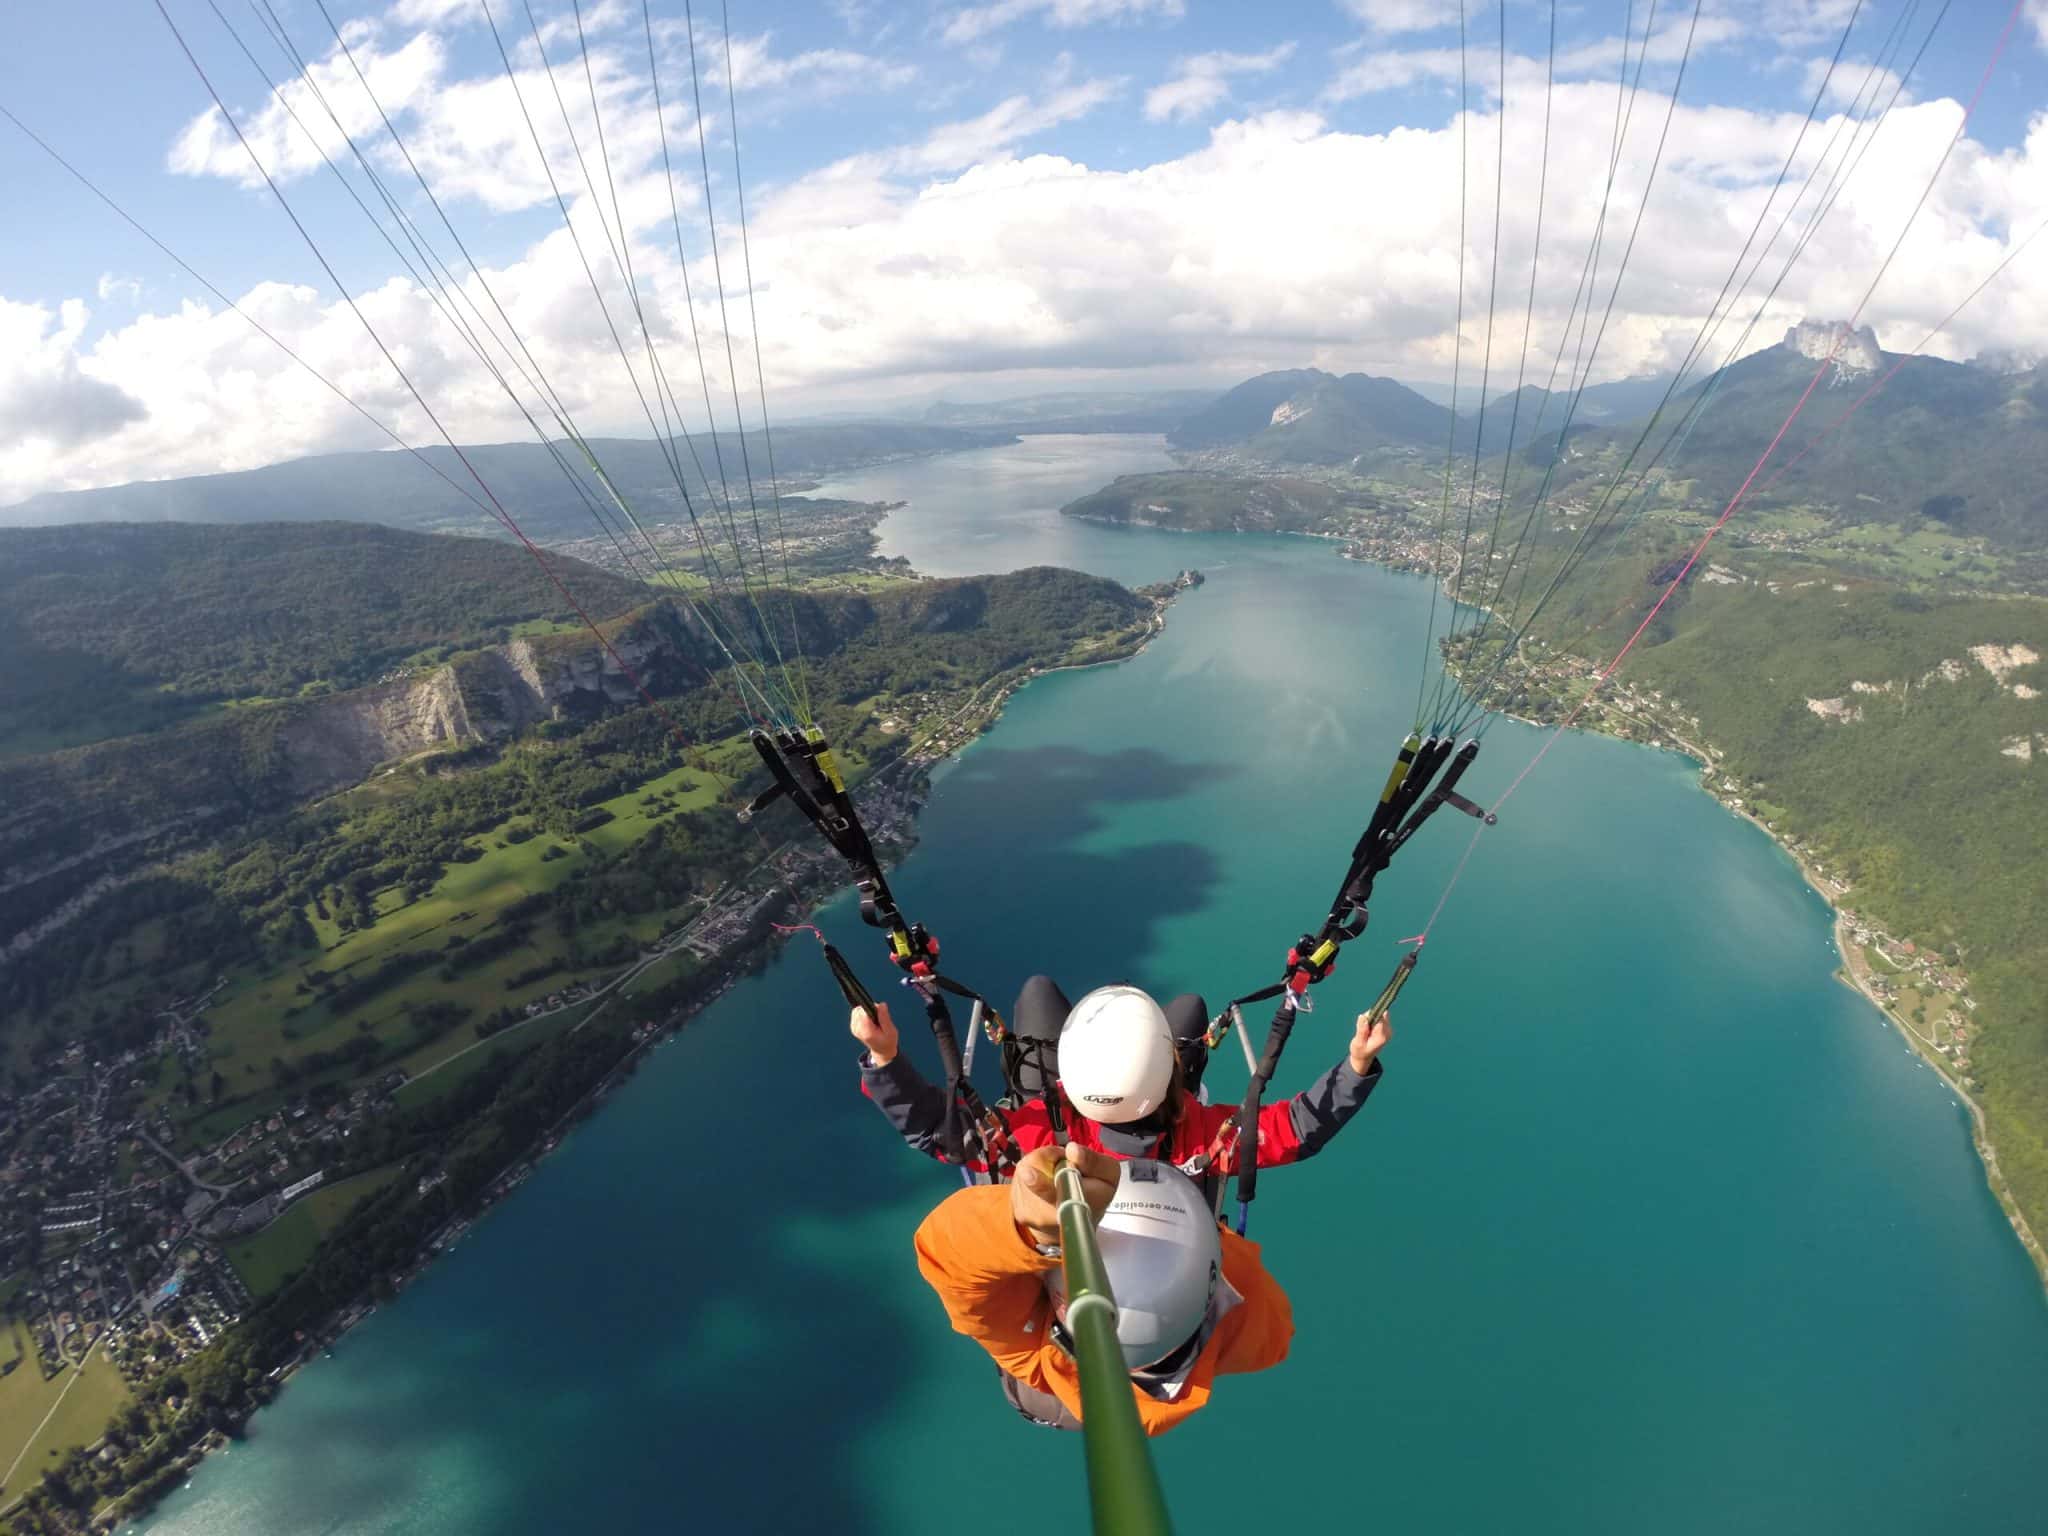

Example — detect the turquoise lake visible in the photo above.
[143,435,2048,1534]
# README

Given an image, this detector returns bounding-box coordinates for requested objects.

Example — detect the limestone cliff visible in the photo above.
[0,606,695,955]
[280,608,687,798]
[1783,319,1883,377]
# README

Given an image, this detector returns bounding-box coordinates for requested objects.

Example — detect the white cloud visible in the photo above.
[95,274,143,306]
[13,35,2048,506]
[725,36,917,97]
[1340,0,1460,34]
[1324,46,1464,102]
[904,79,1122,171]
[1326,11,1749,104]
[169,32,446,188]
[2027,0,2048,51]
[1145,44,1296,124]
[1759,0,1862,48]
[0,299,149,472]
[939,0,1183,48]
[168,11,911,218]
[388,0,473,27]
[1801,53,1905,112]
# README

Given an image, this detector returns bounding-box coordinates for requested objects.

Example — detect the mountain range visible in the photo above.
[11,325,2040,563]
[0,423,1013,542]
[1557,324,2048,551]
[1165,330,2047,556]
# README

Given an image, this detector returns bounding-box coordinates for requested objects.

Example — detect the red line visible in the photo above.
[1420,1,2026,937]
[1758,218,2048,498]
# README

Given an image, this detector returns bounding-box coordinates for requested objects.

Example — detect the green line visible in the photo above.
[1056,1162,1174,1536]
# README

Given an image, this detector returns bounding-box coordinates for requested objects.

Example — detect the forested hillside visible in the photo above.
[1530,557,2048,1230]
[1554,332,2048,566]
[0,523,646,756]
[1062,472,1370,533]
[1166,334,2048,576]
[1169,368,1458,463]
[0,543,1156,1057]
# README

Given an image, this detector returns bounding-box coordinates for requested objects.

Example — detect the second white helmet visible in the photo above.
[1046,1159,1222,1370]
[1060,984,1175,1124]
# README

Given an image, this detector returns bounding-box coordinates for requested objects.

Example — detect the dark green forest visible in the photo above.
[0,523,647,754]
[0,526,1154,1068]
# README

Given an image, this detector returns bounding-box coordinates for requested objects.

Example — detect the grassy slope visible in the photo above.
[0,1326,131,1495]
[226,1166,409,1298]
[163,753,734,1149]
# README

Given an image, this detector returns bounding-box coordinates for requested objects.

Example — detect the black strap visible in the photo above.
[1223,732,1490,1228]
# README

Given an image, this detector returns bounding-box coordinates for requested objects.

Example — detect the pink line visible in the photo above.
[1421,1,2025,937]
[1760,218,2048,497]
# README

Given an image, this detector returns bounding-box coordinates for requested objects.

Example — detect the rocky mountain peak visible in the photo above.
[1783,319,1883,376]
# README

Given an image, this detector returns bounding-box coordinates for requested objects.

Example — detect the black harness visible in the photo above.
[1215,732,1495,1232]
[744,726,1017,1175]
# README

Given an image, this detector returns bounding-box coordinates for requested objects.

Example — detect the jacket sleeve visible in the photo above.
[913,1185,1061,1388]
[1211,1230,1293,1377]
[1281,1056,1384,1162]
[859,1052,964,1165]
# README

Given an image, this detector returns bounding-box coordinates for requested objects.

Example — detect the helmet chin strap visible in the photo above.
[1111,1102,1176,1142]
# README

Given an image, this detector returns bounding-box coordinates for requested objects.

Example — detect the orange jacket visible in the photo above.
[913,1184,1293,1435]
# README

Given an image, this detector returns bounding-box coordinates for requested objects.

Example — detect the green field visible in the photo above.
[507,617,586,639]
[165,747,742,1150]
[1800,519,2012,587]
[226,1166,409,1298]
[0,1328,131,1496]
[393,1005,592,1105]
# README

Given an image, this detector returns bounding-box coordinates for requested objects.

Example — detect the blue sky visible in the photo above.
[2,0,2045,497]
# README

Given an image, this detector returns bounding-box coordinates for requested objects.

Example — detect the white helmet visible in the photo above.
[1060,985,1175,1124]
[1048,1160,1221,1371]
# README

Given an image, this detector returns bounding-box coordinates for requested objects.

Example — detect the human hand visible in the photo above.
[1349,1008,1393,1075]
[1010,1142,1122,1249]
[850,1003,899,1066]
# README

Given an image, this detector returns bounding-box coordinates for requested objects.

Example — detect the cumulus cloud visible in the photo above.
[388,0,473,27]
[1144,44,1296,124]
[1340,0,1459,34]
[169,31,446,188]
[1802,53,1905,112]
[11,8,2048,506]
[167,10,909,217]
[939,0,1182,48]
[0,301,149,467]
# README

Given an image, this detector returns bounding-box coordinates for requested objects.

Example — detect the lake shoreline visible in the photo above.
[107,574,1189,1534]
[1286,521,2048,1293]
[1643,723,2047,1289]
[1069,499,2048,1295]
